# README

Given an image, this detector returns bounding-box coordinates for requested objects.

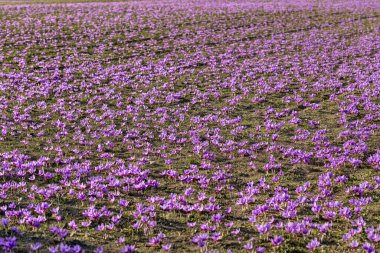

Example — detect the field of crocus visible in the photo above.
[1,0,380,252]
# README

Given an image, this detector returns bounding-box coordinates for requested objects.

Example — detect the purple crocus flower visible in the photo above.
[271,235,284,246]
[243,242,253,251]
[162,244,172,252]
[362,243,375,253]
[349,240,359,248]
[30,242,42,251]
[0,237,17,252]
[306,238,320,251]
[256,246,266,253]
[120,245,135,253]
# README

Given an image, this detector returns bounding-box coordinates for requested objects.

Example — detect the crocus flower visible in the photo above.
[306,238,320,251]
[120,245,135,253]
[271,236,284,246]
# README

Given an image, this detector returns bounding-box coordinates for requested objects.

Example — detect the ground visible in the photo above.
[0,0,380,252]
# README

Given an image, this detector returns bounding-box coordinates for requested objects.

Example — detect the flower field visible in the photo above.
[0,0,380,252]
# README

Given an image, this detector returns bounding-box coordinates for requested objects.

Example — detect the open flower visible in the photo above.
[306,238,320,251]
